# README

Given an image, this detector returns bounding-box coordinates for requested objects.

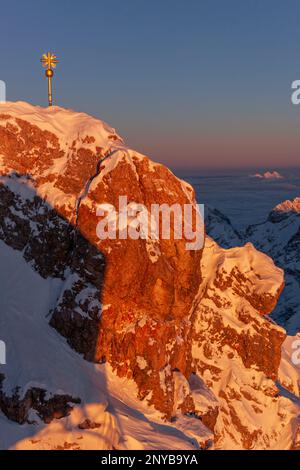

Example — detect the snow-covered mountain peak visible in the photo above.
[0,101,125,154]
[273,197,300,215]
[0,101,190,217]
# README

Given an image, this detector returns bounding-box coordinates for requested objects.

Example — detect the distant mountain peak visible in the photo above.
[273,197,300,214]
[250,170,283,180]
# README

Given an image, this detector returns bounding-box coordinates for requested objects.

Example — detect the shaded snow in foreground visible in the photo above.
[0,234,298,449]
[0,240,203,450]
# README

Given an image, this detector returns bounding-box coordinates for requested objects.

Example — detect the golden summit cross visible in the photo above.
[40,52,58,107]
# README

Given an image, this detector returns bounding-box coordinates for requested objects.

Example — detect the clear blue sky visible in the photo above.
[1,0,300,168]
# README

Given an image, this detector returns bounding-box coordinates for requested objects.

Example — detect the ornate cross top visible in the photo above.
[40,52,58,107]
[41,52,58,70]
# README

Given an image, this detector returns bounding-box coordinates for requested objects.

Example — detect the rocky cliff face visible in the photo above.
[0,101,299,449]
[192,238,293,449]
[0,102,202,420]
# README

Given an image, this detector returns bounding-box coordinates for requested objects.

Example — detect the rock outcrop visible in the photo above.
[0,102,202,419]
[191,238,297,448]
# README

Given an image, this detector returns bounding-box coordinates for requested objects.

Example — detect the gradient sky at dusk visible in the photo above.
[1,0,300,168]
